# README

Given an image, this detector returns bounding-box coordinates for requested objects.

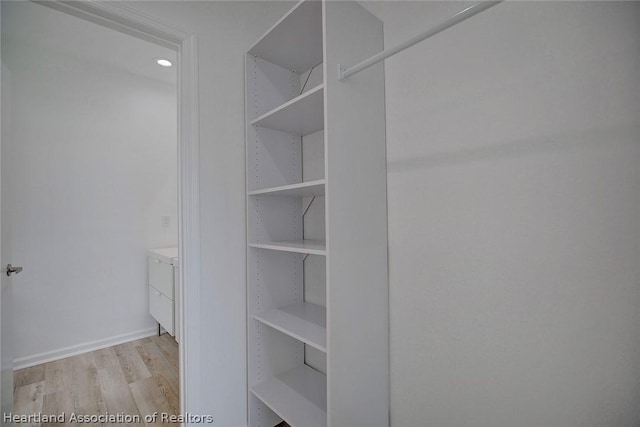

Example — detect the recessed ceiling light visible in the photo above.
[156,58,172,67]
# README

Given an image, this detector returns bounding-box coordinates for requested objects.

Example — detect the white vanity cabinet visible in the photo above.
[148,247,179,341]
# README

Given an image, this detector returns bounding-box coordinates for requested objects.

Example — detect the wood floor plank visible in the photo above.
[129,377,175,426]
[113,341,152,384]
[14,365,45,389]
[14,381,45,427]
[68,353,107,423]
[93,346,120,371]
[136,342,179,414]
[133,337,154,348]
[97,366,142,423]
[137,341,177,384]
[42,391,75,425]
[150,335,178,371]
[44,359,70,395]
[148,372,179,416]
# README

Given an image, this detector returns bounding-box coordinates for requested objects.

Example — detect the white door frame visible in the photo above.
[32,0,202,416]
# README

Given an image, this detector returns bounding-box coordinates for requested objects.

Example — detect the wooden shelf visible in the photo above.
[248,0,323,72]
[248,180,325,197]
[251,365,327,427]
[253,302,326,352]
[251,84,324,135]
[249,239,326,256]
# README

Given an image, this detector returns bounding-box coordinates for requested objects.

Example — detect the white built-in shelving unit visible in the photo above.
[245,1,388,426]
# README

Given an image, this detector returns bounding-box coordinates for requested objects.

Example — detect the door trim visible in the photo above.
[32,0,202,418]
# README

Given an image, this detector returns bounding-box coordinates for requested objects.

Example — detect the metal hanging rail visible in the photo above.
[338,1,504,81]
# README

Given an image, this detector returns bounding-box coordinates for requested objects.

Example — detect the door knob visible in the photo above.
[6,264,23,276]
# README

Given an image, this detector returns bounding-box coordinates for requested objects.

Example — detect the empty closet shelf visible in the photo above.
[248,179,325,197]
[247,0,322,72]
[253,302,326,352]
[251,84,324,135]
[249,240,326,255]
[251,365,327,427]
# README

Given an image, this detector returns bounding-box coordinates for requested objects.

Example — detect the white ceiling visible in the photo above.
[2,1,177,86]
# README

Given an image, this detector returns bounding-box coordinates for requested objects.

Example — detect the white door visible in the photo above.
[1,23,16,422]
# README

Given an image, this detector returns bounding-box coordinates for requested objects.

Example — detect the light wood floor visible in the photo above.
[14,334,178,426]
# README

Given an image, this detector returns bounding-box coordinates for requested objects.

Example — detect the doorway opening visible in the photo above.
[1,0,200,418]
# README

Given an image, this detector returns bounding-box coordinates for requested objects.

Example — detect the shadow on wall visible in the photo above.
[387,123,640,173]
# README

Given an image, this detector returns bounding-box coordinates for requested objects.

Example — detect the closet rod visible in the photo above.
[338,1,503,81]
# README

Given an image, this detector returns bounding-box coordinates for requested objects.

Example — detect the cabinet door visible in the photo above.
[148,257,174,298]
[149,285,174,335]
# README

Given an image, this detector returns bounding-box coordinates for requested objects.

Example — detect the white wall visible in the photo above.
[120,2,294,426]
[362,2,640,426]
[2,2,177,362]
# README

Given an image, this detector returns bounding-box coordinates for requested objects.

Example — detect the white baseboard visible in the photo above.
[13,327,158,370]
